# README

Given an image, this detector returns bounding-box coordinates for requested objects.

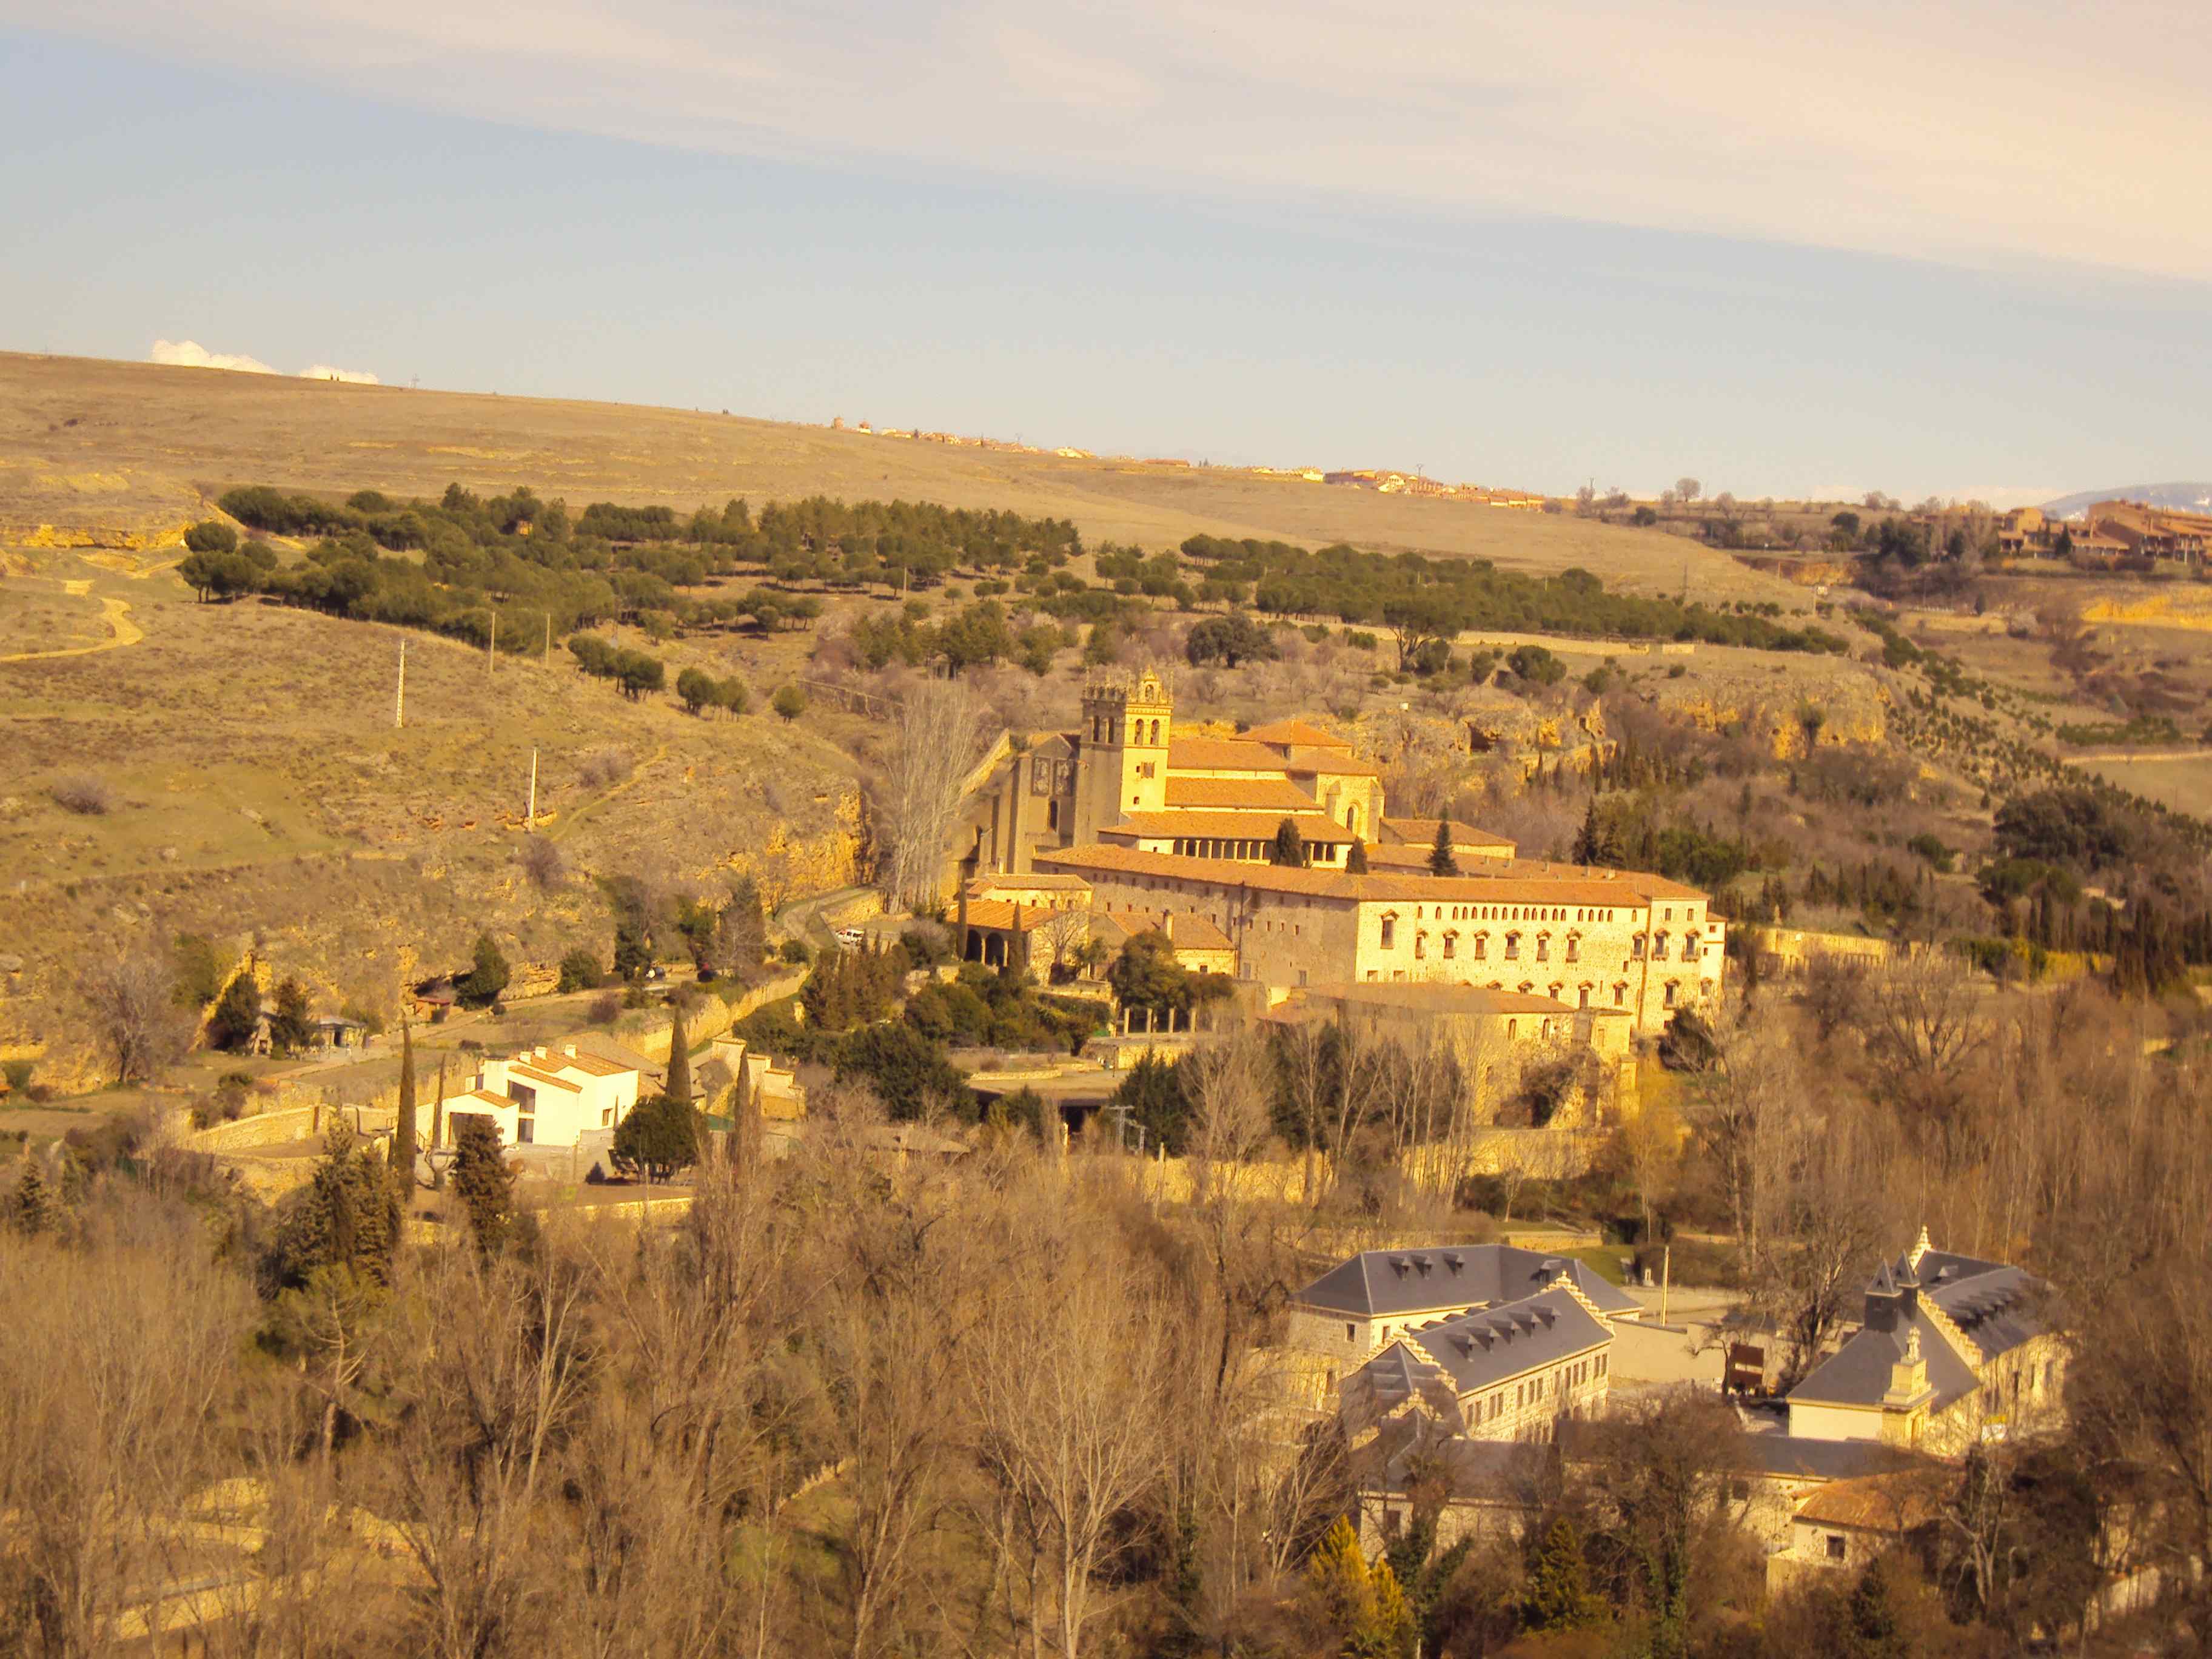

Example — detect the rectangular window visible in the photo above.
[517,1115,535,1144]
[1826,1535,1846,1561]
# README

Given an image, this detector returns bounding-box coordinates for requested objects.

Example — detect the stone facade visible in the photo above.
[1034,845,1723,1036]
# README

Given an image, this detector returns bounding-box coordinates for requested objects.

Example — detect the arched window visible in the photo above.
[1414,930,1428,960]
[1442,931,1457,960]
[1347,804,1362,837]
[1564,932,1581,963]
[1380,914,1398,950]
[1504,931,1521,960]
[1535,932,1550,963]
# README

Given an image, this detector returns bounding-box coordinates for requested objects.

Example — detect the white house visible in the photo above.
[440,1042,642,1150]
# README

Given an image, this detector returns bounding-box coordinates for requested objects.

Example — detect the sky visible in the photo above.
[2,4,2208,503]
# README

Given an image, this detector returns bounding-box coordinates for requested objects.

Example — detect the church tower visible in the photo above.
[1073,669,1172,844]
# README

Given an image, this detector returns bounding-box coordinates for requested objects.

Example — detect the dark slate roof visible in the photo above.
[1788,1312,1980,1411]
[1294,1245,1640,1321]
[1362,1418,1550,1505]
[1734,1433,1926,1483]
[1369,1287,1611,1398]
[1923,1261,2042,1364]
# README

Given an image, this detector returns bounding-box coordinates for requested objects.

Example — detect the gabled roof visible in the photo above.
[1795,1469,1948,1533]
[970,873,1093,893]
[1036,845,1697,908]
[1162,776,1319,811]
[1382,1286,1612,1395]
[1105,809,1347,842]
[551,1048,632,1078]
[1166,737,1293,773]
[1919,1256,2043,1364]
[1293,1244,1639,1320]
[961,899,1067,933]
[1242,718,1349,749]
[1788,1313,1980,1412]
[1734,1433,1925,1483]
[1381,816,1518,850]
[508,1063,583,1093]
[1282,747,1383,778]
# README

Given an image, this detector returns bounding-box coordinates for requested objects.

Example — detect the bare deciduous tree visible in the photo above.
[79,953,189,1083]
[1860,950,1985,1124]
[879,678,995,913]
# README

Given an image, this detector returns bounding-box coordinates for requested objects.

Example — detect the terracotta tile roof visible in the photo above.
[549,1048,631,1078]
[961,899,1068,933]
[1381,817,1518,849]
[1035,844,1700,908]
[1162,776,1318,810]
[1242,717,1349,748]
[968,873,1093,892]
[508,1063,583,1093]
[1167,737,1293,773]
[1105,809,1349,841]
[1282,746,1383,778]
[1795,1470,1947,1533]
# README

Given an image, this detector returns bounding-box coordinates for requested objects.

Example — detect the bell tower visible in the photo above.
[1073,668,1172,843]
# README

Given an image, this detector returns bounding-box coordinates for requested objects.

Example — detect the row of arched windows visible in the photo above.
[1088,715,1165,746]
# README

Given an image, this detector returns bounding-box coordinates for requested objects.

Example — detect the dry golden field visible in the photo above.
[0,350,1806,603]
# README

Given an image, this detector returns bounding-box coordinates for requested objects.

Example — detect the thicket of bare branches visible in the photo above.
[877,677,994,911]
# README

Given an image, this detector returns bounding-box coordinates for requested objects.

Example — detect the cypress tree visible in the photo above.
[1346,836,1370,874]
[1429,819,1460,877]
[392,1019,418,1198]
[1269,817,1307,867]
[665,999,693,1105]
[7,1158,55,1238]
[452,1114,514,1256]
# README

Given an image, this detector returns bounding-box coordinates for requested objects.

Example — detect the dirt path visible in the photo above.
[2071,747,2212,765]
[0,592,143,662]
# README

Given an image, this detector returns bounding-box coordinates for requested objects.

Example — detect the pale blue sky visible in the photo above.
[3,8,2207,503]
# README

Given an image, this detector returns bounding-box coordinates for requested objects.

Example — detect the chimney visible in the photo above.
[1863,1262,1903,1333]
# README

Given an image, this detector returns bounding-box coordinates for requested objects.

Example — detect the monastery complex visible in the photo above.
[954,670,1726,1039]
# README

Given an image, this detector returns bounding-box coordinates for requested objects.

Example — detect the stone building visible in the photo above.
[1782,1228,2062,1456]
[956,672,1400,878]
[1034,844,1723,1036]
[1285,1244,1641,1421]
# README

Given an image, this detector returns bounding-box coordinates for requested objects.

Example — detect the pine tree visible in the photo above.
[392,1019,418,1199]
[1346,836,1369,874]
[665,1000,692,1105]
[1270,817,1308,867]
[1429,819,1460,877]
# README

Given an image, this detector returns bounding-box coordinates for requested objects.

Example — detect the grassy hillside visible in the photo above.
[0,557,858,1091]
[0,350,1801,602]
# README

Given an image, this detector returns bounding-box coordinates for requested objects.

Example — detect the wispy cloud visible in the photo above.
[30,0,2212,280]
[152,339,380,384]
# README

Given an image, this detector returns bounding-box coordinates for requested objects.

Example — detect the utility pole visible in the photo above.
[543,613,551,663]
[394,640,406,728]
[526,748,538,828]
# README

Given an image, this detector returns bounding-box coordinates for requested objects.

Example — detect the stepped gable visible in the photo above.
[1399,1286,1610,1395]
